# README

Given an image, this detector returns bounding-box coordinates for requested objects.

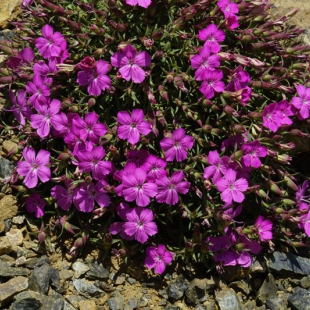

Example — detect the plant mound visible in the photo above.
[1,0,310,274]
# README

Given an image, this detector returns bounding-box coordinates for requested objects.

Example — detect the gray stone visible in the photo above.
[166,275,188,301]
[72,261,90,278]
[267,251,310,276]
[28,264,60,294]
[0,262,30,277]
[288,287,310,310]
[128,297,138,308]
[0,155,14,179]
[266,295,289,310]
[215,288,245,310]
[257,274,277,303]
[5,228,23,247]
[10,298,43,310]
[85,262,109,280]
[138,296,148,307]
[127,277,136,285]
[229,280,251,296]
[0,235,13,255]
[185,278,212,306]
[107,291,125,310]
[115,276,126,285]
[0,276,28,307]
[72,278,104,297]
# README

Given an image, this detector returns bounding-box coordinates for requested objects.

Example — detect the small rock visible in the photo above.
[0,276,28,307]
[10,298,43,310]
[15,256,27,266]
[59,269,74,281]
[229,280,251,296]
[115,276,126,285]
[186,278,214,306]
[72,261,90,278]
[267,252,310,276]
[107,291,124,310]
[266,295,289,310]
[86,262,109,280]
[250,259,267,273]
[5,228,23,246]
[257,274,278,303]
[128,298,138,308]
[138,296,148,307]
[166,275,189,301]
[288,287,310,310]
[0,155,14,180]
[65,294,86,308]
[0,195,18,233]
[78,299,98,310]
[73,279,104,297]
[127,277,136,285]
[12,215,25,225]
[0,261,29,277]
[299,275,310,289]
[0,235,13,255]
[215,288,245,310]
[2,140,18,154]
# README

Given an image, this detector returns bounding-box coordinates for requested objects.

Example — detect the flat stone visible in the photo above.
[2,140,18,153]
[12,215,25,225]
[72,261,90,278]
[85,262,109,280]
[115,276,126,285]
[166,275,189,301]
[185,279,213,306]
[72,279,104,297]
[107,291,124,310]
[0,0,22,29]
[0,235,13,255]
[0,261,29,277]
[0,195,18,233]
[0,155,14,180]
[59,269,74,281]
[0,276,28,307]
[257,274,277,303]
[267,251,310,276]
[215,288,245,310]
[6,228,23,246]
[78,299,98,310]
[288,287,310,310]
[266,294,289,310]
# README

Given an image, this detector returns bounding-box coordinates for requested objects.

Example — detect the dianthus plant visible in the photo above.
[1,0,310,276]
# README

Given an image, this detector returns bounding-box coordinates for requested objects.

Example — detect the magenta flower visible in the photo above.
[51,180,74,211]
[76,146,112,180]
[122,168,158,207]
[278,100,295,125]
[77,60,111,96]
[30,99,61,138]
[204,150,230,183]
[199,70,225,99]
[303,211,310,237]
[64,122,87,154]
[291,85,310,120]
[227,66,250,92]
[198,24,225,53]
[111,45,151,83]
[51,112,79,137]
[33,59,57,85]
[262,102,284,132]
[140,155,167,181]
[145,244,173,274]
[73,181,110,212]
[254,216,273,242]
[160,128,194,162]
[241,140,267,169]
[226,14,239,30]
[17,147,51,189]
[125,0,151,8]
[156,171,190,205]
[35,24,66,59]
[216,169,248,204]
[117,109,152,145]
[25,193,46,218]
[127,149,150,167]
[26,75,50,108]
[190,45,221,81]
[8,90,32,126]
[7,47,34,71]
[72,112,107,144]
[217,0,239,19]
[296,181,310,210]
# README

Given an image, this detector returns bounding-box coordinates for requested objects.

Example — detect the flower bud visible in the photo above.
[88,98,96,107]
[38,231,46,244]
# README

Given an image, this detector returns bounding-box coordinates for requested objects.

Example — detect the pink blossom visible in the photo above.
[241,140,267,168]
[296,181,310,210]
[111,45,151,83]
[291,85,310,120]
[35,24,66,59]
[278,100,295,125]
[156,171,190,205]
[198,24,225,53]
[33,59,57,84]
[73,181,110,212]
[204,150,230,183]
[117,109,152,145]
[199,70,225,99]
[254,216,273,242]
[51,180,74,211]
[160,128,194,162]
[227,66,250,92]
[217,0,239,19]
[7,47,34,70]
[122,168,158,207]
[25,193,46,218]
[30,99,61,138]
[125,0,151,8]
[303,211,310,237]
[127,150,150,167]
[216,169,248,204]
[140,155,167,181]
[145,244,173,274]
[8,90,32,126]
[77,59,111,96]
[26,75,50,108]
[262,102,284,132]
[51,112,79,137]
[17,147,51,189]
[225,14,239,30]
[190,45,220,81]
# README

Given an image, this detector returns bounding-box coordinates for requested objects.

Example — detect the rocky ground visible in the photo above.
[1,1,310,310]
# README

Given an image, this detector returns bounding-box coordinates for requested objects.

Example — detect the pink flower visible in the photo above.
[199,70,225,99]
[204,150,230,183]
[190,45,220,81]
[291,85,310,120]
[127,150,150,167]
[227,66,250,92]
[8,90,32,126]
[51,180,74,211]
[25,193,46,218]
[225,14,239,30]
[255,216,273,242]
[117,109,152,145]
[216,169,248,204]
[122,168,158,207]
[26,75,50,108]
[7,47,34,71]
[156,171,190,205]
[262,102,284,132]
[241,140,267,168]
[35,24,66,59]
[30,99,61,138]
[140,155,167,181]
[198,24,225,53]
[303,211,310,237]
[125,0,151,8]
[217,0,239,19]
[145,244,173,274]
[17,147,51,189]
[160,128,194,162]
[111,45,151,83]
[77,59,111,96]
[73,181,110,212]
[277,100,295,125]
